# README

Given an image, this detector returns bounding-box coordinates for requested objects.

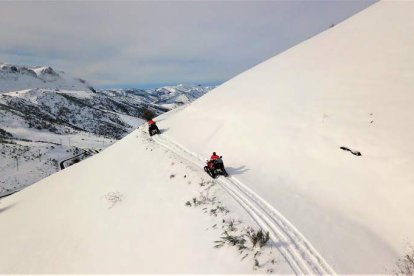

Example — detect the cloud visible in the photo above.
[0,1,376,88]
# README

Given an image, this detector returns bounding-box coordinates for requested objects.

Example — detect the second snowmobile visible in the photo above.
[149,123,160,136]
[148,119,160,136]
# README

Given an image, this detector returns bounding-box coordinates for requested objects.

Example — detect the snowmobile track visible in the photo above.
[153,134,336,275]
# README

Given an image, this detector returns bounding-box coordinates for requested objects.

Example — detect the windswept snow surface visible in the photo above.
[156,1,414,273]
[1,1,413,274]
[0,127,280,274]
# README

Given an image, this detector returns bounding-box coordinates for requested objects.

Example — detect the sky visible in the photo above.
[0,1,375,89]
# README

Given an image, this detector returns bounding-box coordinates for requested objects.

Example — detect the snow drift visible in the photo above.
[157,1,414,272]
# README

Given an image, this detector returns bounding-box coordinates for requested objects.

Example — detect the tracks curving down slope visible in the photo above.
[153,133,336,275]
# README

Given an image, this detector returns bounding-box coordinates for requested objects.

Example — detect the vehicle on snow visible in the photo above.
[204,156,228,178]
[149,123,160,136]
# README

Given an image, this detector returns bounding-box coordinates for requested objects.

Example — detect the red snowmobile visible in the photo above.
[204,156,228,178]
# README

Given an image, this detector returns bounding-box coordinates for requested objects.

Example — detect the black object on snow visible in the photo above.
[149,123,160,136]
[340,146,362,156]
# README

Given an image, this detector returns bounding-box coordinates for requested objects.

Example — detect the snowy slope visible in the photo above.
[0,126,289,273]
[2,1,412,274]
[156,1,414,273]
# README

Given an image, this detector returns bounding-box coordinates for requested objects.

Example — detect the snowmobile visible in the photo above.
[149,123,160,136]
[204,157,228,178]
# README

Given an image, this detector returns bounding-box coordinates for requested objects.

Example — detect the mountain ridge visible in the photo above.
[0,63,214,197]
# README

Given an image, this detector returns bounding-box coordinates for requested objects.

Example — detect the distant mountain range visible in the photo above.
[0,62,215,139]
[0,62,95,93]
[0,62,215,196]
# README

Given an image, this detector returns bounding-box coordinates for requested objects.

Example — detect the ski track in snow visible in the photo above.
[152,133,336,275]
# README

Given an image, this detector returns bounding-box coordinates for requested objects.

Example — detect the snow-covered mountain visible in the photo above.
[0,64,214,197]
[158,1,414,273]
[0,63,95,93]
[99,84,215,111]
[150,84,215,109]
[1,1,413,274]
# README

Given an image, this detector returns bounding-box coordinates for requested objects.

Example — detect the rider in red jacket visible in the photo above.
[208,152,220,168]
[148,119,160,135]
[210,152,220,160]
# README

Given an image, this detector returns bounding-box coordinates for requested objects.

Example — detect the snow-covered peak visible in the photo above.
[97,85,215,110]
[32,66,60,81]
[0,63,95,93]
[149,84,215,108]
